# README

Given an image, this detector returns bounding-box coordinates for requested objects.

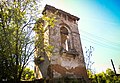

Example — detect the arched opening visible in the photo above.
[60,26,70,51]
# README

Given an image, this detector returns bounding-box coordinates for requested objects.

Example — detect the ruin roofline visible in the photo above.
[42,4,80,21]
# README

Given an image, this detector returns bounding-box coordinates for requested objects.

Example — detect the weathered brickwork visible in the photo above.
[35,5,89,82]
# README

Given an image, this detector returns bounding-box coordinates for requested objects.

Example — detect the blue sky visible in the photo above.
[41,0,120,73]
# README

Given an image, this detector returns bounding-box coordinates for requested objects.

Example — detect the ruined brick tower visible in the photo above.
[34,5,88,82]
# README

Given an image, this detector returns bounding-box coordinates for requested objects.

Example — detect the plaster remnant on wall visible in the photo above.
[60,56,80,69]
[53,70,62,78]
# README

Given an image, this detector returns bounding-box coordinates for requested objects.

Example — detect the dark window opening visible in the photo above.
[60,27,69,51]
[60,26,79,57]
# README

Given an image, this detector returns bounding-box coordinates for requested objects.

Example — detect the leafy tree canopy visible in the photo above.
[0,0,56,82]
[88,68,120,83]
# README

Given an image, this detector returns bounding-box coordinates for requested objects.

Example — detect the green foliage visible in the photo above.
[34,12,57,65]
[88,68,120,83]
[21,68,35,81]
[0,0,56,82]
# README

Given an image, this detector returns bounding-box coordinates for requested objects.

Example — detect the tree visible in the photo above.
[0,0,56,82]
[85,46,94,70]
[88,68,120,83]
[0,0,38,81]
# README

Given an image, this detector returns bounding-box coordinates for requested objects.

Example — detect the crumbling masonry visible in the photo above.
[34,5,89,82]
